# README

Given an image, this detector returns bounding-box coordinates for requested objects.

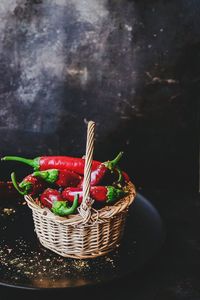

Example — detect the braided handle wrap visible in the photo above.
[78,121,95,222]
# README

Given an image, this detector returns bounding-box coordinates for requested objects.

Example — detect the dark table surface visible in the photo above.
[1,186,199,300]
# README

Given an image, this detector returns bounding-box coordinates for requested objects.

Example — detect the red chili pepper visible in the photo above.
[0,181,21,199]
[33,169,82,187]
[40,188,79,216]
[2,156,101,174]
[11,172,46,196]
[40,188,63,209]
[122,171,130,182]
[62,186,125,204]
[78,152,123,187]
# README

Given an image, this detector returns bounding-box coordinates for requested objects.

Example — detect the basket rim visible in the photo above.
[25,182,136,225]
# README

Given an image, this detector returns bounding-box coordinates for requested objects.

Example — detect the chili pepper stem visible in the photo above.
[52,195,79,216]
[2,156,40,170]
[115,166,123,183]
[11,172,26,195]
[104,151,123,170]
[33,170,58,184]
[106,186,126,203]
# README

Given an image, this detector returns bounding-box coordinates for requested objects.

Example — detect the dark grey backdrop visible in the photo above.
[0,0,198,190]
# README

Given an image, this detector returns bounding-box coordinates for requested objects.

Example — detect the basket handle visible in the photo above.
[78,121,95,222]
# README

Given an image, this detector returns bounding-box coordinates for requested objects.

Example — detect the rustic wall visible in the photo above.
[0,0,199,189]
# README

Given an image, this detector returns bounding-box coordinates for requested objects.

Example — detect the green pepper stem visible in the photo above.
[106,186,126,203]
[104,151,124,170]
[115,167,123,182]
[1,156,39,170]
[52,195,79,216]
[33,169,58,184]
[11,172,26,195]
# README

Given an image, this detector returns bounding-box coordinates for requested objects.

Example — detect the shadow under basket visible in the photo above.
[25,182,136,259]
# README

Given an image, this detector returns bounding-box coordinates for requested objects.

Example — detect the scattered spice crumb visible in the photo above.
[73,260,90,270]
[3,208,16,215]
[105,257,116,268]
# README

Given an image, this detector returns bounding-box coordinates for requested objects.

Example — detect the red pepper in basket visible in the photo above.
[33,169,82,187]
[78,152,123,187]
[62,186,125,204]
[121,171,130,183]
[2,156,101,174]
[40,188,63,208]
[40,188,79,216]
[11,172,45,196]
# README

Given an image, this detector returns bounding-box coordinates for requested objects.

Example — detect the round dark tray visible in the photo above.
[0,193,164,290]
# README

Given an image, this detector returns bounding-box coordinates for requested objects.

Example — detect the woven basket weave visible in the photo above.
[24,122,136,259]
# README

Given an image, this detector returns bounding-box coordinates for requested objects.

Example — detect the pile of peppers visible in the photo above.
[2,152,130,217]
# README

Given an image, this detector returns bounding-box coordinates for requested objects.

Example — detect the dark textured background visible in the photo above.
[0,1,199,299]
[0,0,198,190]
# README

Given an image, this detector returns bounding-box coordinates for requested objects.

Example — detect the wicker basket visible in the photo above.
[24,122,136,259]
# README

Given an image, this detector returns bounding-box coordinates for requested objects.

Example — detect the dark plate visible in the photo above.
[0,193,164,290]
